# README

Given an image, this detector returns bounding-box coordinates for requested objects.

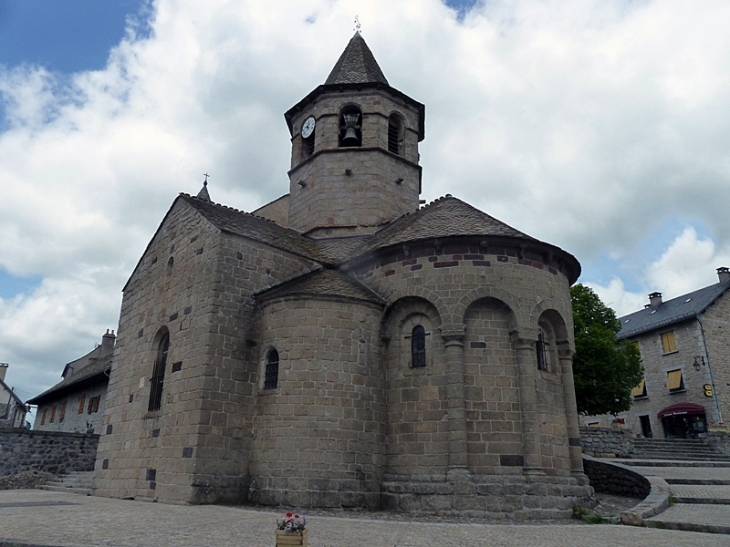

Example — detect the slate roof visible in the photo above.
[359,195,537,254]
[618,280,730,339]
[256,268,384,305]
[325,33,389,85]
[27,353,112,406]
[179,195,329,264]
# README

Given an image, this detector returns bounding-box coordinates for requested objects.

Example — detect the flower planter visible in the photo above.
[275,529,308,547]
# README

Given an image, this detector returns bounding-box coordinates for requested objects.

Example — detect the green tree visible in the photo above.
[571,283,643,416]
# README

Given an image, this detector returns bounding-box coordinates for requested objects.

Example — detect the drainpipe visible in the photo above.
[697,317,723,424]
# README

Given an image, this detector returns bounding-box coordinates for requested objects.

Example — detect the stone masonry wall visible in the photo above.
[582,455,649,498]
[351,237,577,479]
[251,295,385,508]
[0,429,99,482]
[699,293,730,427]
[95,200,320,504]
[579,426,634,458]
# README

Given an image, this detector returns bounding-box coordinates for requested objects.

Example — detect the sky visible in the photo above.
[2,0,730,415]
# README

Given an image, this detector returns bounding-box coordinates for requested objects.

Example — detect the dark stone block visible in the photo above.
[499,454,524,467]
[182,447,194,458]
[172,361,183,372]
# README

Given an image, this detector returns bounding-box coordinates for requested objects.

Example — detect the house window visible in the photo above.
[264,349,279,390]
[536,331,550,371]
[411,325,426,368]
[88,395,101,414]
[667,369,685,393]
[339,105,362,147]
[302,134,315,158]
[661,331,677,354]
[78,394,86,414]
[59,401,66,422]
[631,378,647,399]
[388,114,403,155]
[40,409,47,426]
[148,333,169,411]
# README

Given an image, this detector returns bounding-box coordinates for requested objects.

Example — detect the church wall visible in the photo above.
[250,295,385,508]
[288,149,421,236]
[187,231,322,503]
[349,239,576,478]
[94,201,320,503]
[382,299,450,477]
[463,299,522,475]
[94,200,221,502]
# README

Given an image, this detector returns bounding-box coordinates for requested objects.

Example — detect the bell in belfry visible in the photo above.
[341,112,361,146]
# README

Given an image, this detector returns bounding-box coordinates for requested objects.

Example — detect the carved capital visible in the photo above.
[440,324,466,342]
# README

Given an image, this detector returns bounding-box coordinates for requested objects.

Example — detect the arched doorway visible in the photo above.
[658,402,707,439]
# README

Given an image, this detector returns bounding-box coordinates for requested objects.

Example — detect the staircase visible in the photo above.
[631,438,729,462]
[37,471,93,496]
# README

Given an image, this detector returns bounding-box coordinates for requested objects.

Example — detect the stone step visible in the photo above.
[645,503,730,534]
[618,459,730,467]
[36,484,91,495]
[670,485,730,505]
[36,471,94,496]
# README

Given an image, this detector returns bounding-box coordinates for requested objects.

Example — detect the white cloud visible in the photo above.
[2,0,730,400]
[588,227,730,316]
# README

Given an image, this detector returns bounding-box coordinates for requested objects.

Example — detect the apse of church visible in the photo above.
[93,32,593,518]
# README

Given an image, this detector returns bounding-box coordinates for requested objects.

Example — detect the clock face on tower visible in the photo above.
[301,116,316,139]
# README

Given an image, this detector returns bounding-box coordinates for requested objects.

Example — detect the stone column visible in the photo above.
[441,324,469,478]
[510,330,544,475]
[557,340,589,484]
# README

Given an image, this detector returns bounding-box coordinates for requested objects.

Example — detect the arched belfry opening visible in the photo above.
[388,113,403,155]
[339,105,362,147]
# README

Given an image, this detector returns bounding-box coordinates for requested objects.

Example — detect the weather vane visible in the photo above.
[354,15,361,34]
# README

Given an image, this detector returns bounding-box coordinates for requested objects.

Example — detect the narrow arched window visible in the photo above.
[148,333,169,411]
[411,325,426,368]
[536,331,549,371]
[264,349,279,390]
[339,106,362,147]
[388,114,403,155]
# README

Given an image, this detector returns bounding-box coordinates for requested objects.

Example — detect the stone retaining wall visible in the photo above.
[708,430,730,456]
[579,426,634,458]
[582,455,649,498]
[0,429,99,487]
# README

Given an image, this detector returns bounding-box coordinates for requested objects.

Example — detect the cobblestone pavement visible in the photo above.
[1,490,728,547]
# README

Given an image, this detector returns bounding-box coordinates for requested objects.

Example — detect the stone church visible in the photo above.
[93,33,593,518]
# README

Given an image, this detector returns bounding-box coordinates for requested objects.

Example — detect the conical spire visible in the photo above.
[325,33,389,85]
[196,179,211,202]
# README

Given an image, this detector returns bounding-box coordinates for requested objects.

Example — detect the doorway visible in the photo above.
[639,415,652,438]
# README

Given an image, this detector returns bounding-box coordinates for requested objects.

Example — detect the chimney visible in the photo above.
[648,292,663,307]
[0,363,7,382]
[99,329,116,357]
[718,267,730,284]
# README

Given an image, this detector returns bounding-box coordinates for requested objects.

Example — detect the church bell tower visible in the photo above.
[284,33,425,238]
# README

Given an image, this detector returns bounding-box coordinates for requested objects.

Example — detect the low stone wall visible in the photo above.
[582,455,649,498]
[0,429,99,487]
[579,426,634,458]
[708,430,730,456]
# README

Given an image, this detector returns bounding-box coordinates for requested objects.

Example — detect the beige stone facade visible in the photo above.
[583,268,730,440]
[93,33,592,518]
